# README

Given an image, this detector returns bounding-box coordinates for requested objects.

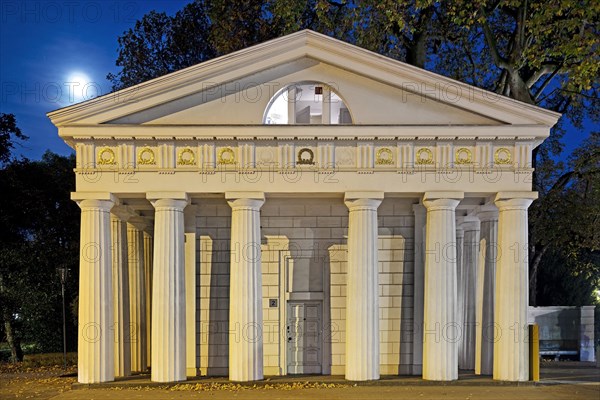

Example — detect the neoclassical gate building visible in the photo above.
[48,30,559,384]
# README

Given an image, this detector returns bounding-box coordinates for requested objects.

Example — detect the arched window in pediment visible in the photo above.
[263,82,352,124]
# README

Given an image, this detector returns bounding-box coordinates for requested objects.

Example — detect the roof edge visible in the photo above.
[47,29,561,128]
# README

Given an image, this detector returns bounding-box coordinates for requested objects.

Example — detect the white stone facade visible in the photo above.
[48,31,560,383]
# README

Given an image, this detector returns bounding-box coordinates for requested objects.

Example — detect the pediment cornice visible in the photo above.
[48,30,560,128]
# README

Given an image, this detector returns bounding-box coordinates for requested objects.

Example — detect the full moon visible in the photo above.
[66,71,93,103]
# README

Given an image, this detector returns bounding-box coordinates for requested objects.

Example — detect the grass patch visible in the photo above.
[22,352,78,368]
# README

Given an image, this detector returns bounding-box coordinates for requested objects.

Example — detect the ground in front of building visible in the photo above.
[1,361,598,400]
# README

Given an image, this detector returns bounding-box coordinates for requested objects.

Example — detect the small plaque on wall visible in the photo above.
[269,299,278,308]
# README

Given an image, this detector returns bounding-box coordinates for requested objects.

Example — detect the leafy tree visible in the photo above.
[0,114,28,166]
[0,150,80,361]
[529,132,600,304]
[107,1,215,90]
[107,0,359,90]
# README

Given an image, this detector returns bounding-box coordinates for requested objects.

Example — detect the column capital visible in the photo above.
[423,191,464,201]
[494,191,537,211]
[474,204,499,222]
[147,191,189,200]
[226,192,265,210]
[225,191,265,200]
[71,192,116,210]
[149,198,189,210]
[147,192,189,210]
[422,191,463,211]
[344,191,384,210]
[344,191,384,201]
[460,216,481,232]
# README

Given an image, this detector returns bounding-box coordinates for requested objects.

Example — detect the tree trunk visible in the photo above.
[406,31,427,69]
[507,71,534,104]
[2,308,23,363]
[529,245,548,306]
[405,7,433,69]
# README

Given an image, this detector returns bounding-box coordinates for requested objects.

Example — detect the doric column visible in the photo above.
[147,192,189,382]
[110,214,131,377]
[422,192,463,381]
[455,222,465,364]
[412,204,426,376]
[226,192,265,382]
[72,192,115,383]
[143,232,153,370]
[493,192,536,381]
[459,217,480,370]
[475,206,498,375]
[344,192,384,381]
[127,222,147,373]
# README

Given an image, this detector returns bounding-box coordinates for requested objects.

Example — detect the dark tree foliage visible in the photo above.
[0,114,28,165]
[0,150,80,360]
[529,132,600,305]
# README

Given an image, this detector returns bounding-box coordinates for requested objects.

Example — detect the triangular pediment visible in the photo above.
[48,30,559,132]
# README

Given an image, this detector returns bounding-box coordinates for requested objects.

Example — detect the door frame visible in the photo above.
[278,254,331,376]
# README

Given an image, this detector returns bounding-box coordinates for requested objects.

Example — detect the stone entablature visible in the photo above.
[72,132,535,175]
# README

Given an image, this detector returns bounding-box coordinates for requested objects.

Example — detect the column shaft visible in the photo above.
[459,219,479,370]
[149,195,188,382]
[477,209,498,375]
[227,193,265,382]
[75,195,115,383]
[422,192,463,381]
[111,214,131,377]
[344,194,383,381]
[127,224,147,372]
[143,233,153,370]
[493,193,535,381]
[455,225,465,369]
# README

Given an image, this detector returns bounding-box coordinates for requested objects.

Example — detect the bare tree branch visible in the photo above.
[526,64,558,88]
[495,69,508,94]
[533,66,561,101]
[479,8,511,70]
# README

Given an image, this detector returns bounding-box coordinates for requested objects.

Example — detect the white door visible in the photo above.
[287,301,322,374]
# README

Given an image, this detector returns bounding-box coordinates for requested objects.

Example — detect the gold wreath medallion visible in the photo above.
[455,148,472,164]
[138,147,156,165]
[415,148,434,165]
[376,148,394,165]
[97,147,116,165]
[494,148,512,165]
[177,147,196,166]
[297,148,315,165]
[218,147,236,165]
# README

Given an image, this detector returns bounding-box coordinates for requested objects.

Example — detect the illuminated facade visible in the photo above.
[48,30,559,384]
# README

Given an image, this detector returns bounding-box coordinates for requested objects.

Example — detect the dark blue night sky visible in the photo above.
[1,0,188,159]
[0,0,592,161]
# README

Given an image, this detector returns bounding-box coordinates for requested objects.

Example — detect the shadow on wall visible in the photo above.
[198,199,233,377]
